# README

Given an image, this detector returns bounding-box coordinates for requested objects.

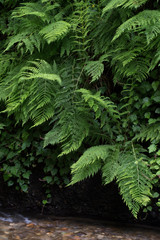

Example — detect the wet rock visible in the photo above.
[97,234,105,239]
[0,235,8,240]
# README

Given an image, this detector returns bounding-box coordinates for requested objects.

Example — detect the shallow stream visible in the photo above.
[0,211,160,240]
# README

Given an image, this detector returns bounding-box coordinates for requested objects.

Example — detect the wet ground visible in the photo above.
[0,211,160,240]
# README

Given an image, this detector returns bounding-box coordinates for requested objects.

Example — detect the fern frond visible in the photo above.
[122,57,149,82]
[117,152,153,217]
[150,44,160,70]
[59,113,89,156]
[102,147,119,184]
[70,145,114,185]
[40,21,71,44]
[135,123,160,142]
[43,63,90,155]
[113,10,160,41]
[5,32,42,54]
[77,88,120,120]
[84,61,104,82]
[44,126,62,147]
[71,0,93,60]
[4,60,61,126]
[21,60,61,84]
[70,143,153,218]
[30,104,55,127]
[12,2,47,19]
[103,0,148,14]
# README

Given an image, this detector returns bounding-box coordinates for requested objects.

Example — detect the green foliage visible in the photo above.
[103,0,148,14]
[0,117,73,192]
[0,0,160,218]
[2,60,61,125]
[77,88,120,121]
[70,144,153,218]
[84,61,104,82]
[113,10,160,42]
[40,21,71,44]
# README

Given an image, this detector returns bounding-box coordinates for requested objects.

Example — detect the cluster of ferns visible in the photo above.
[0,0,160,217]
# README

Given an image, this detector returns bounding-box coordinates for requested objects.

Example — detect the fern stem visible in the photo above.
[132,142,140,187]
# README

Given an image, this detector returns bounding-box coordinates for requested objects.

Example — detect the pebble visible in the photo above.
[97,234,105,239]
[0,218,159,240]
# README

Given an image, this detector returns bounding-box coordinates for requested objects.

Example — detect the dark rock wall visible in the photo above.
[0,173,159,226]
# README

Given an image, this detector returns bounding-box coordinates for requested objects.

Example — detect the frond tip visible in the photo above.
[69,145,114,185]
[103,0,148,15]
[40,21,71,43]
[84,61,104,82]
[113,10,160,41]
[20,60,62,85]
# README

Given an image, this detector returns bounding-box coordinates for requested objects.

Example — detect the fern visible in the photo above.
[71,0,93,60]
[40,21,71,44]
[5,32,42,54]
[12,2,48,20]
[44,64,90,155]
[70,145,113,185]
[150,42,160,70]
[113,10,160,41]
[135,123,160,142]
[103,0,148,14]
[117,149,153,217]
[102,146,119,184]
[4,60,61,125]
[20,60,61,84]
[84,61,104,82]
[70,144,153,218]
[77,88,120,121]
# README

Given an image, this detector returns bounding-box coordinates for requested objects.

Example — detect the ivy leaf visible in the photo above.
[42,200,48,205]
[21,184,28,192]
[22,171,31,179]
[116,135,125,142]
[153,96,160,103]
[7,180,14,186]
[43,176,52,183]
[152,192,159,198]
[148,144,157,153]
[155,108,160,114]
[0,123,5,129]
[152,81,159,91]
[144,112,151,119]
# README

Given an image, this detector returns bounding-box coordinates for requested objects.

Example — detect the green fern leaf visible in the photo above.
[135,123,160,142]
[21,60,61,85]
[117,152,153,218]
[70,145,114,185]
[77,88,120,120]
[4,60,61,126]
[84,61,104,82]
[12,2,46,19]
[44,126,62,147]
[40,21,71,43]
[113,10,160,41]
[59,108,90,156]
[103,0,148,15]
[5,32,42,54]
[102,147,119,184]
[150,46,160,70]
